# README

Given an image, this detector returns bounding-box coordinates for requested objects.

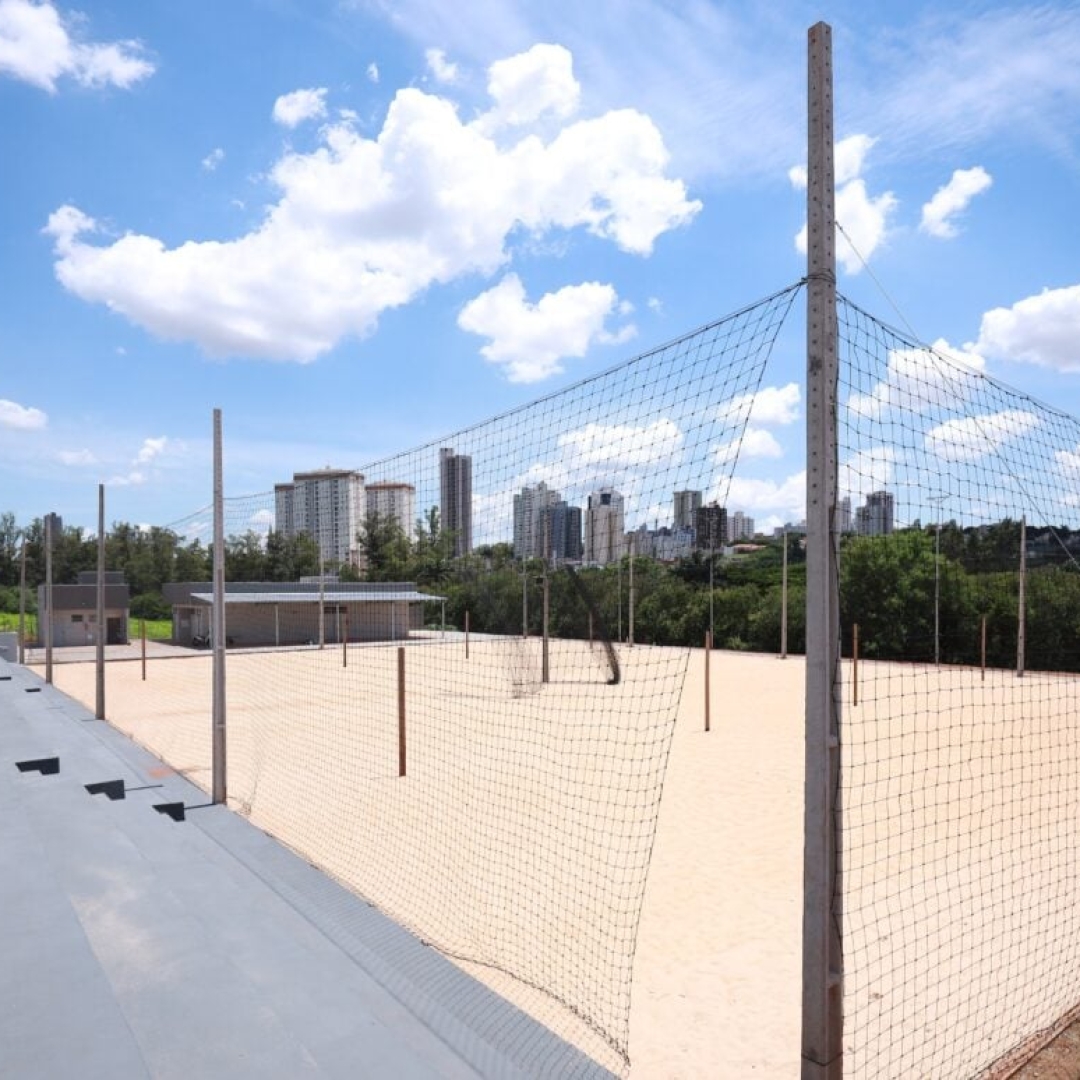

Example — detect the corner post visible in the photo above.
[802,20,843,1079]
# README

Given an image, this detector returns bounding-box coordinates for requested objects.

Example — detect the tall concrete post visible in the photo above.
[802,20,843,1079]
[212,409,227,805]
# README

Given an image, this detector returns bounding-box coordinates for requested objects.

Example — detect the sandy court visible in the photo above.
[48,644,1080,1079]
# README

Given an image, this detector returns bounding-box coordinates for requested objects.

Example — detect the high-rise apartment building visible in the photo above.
[513,482,560,558]
[274,468,365,567]
[729,511,755,542]
[835,496,853,535]
[366,482,416,537]
[673,490,702,531]
[856,490,894,536]
[584,488,625,565]
[694,503,727,550]
[439,448,473,557]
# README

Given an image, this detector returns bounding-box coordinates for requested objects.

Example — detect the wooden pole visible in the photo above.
[542,521,550,683]
[141,619,147,682]
[397,646,406,777]
[465,609,470,659]
[981,614,987,682]
[1017,516,1026,678]
[802,22,843,1078]
[704,630,712,732]
[781,527,789,659]
[343,611,349,668]
[96,484,105,719]
[852,623,859,707]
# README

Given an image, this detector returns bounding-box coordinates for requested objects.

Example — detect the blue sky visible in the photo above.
[2,0,1079,536]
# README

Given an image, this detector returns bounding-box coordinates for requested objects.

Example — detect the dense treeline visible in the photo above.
[2,508,1078,671]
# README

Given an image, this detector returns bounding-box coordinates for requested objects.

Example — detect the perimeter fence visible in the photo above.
[42,283,802,1074]
[25,281,1080,1077]
[837,295,1080,1078]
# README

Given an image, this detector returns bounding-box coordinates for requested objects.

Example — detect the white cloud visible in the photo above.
[457,273,634,382]
[56,448,96,466]
[135,435,167,464]
[838,448,896,506]
[924,409,1040,463]
[202,147,225,172]
[366,62,379,84]
[474,43,579,134]
[272,87,328,128]
[0,398,47,429]
[720,471,806,520]
[791,134,897,274]
[719,382,800,428]
[974,284,1080,372]
[846,338,986,420]
[425,47,458,84]
[713,426,783,467]
[45,45,699,362]
[557,417,683,471]
[920,166,992,238]
[0,0,154,92]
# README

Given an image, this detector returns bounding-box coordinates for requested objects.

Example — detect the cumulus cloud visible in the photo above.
[847,338,986,420]
[272,87,328,128]
[107,434,169,486]
[475,42,578,134]
[135,435,167,463]
[791,134,897,274]
[44,43,699,363]
[720,471,806,520]
[0,0,153,92]
[0,397,47,429]
[366,62,379,84]
[201,147,225,172]
[974,284,1080,372]
[924,409,1040,463]
[713,426,783,467]
[425,47,458,84]
[457,273,634,382]
[719,382,800,428]
[920,166,992,238]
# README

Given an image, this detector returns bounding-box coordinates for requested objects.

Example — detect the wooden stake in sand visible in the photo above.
[343,612,349,668]
[704,630,712,733]
[465,610,470,659]
[141,619,147,682]
[852,623,859,707]
[397,646,406,777]
[981,615,987,682]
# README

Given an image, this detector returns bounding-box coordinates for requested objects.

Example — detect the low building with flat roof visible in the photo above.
[37,571,130,648]
[163,581,443,647]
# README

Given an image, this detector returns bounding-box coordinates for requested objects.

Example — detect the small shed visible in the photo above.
[37,571,130,647]
[163,581,443,648]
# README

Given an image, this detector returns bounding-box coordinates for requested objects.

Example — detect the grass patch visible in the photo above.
[133,618,172,641]
[0,611,37,637]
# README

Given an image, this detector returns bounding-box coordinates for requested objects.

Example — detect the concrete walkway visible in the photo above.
[0,658,609,1079]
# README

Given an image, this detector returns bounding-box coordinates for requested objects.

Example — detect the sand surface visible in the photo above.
[47,643,1080,1079]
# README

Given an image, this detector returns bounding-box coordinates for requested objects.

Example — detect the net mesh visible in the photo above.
[51,283,801,1072]
[837,294,1080,1078]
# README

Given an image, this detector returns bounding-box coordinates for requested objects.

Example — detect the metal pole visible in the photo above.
[1017,516,1026,677]
[781,527,789,659]
[18,536,26,664]
[45,514,53,684]
[96,484,105,719]
[397,646,406,777]
[212,408,227,806]
[802,21,843,1079]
